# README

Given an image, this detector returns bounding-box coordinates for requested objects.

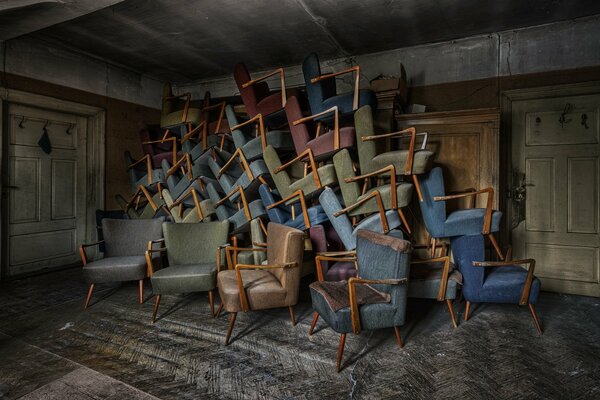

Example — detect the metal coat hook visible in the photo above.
[66,123,73,135]
[18,116,25,128]
[558,103,573,128]
[581,113,589,129]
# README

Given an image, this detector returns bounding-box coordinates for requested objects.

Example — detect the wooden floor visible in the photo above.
[0,268,598,399]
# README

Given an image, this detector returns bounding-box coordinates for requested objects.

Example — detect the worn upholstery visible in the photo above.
[124,151,164,194]
[208,156,269,203]
[161,189,214,223]
[95,209,127,252]
[206,182,267,234]
[217,223,305,312]
[451,234,541,304]
[139,125,182,169]
[258,184,329,230]
[302,53,377,116]
[83,218,164,284]
[318,187,402,251]
[354,105,435,175]
[150,221,229,295]
[160,82,202,128]
[418,167,502,238]
[408,263,461,300]
[310,229,411,333]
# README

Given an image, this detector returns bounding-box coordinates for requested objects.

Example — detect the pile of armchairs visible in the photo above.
[83,53,543,373]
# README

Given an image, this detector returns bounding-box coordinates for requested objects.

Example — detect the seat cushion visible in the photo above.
[160,107,203,128]
[444,209,502,237]
[408,267,462,300]
[321,89,377,116]
[217,269,287,312]
[289,164,337,199]
[285,205,330,230]
[480,266,541,304]
[349,182,414,216]
[241,130,295,161]
[372,149,436,175]
[151,263,217,294]
[306,127,355,161]
[83,256,147,284]
[324,261,357,281]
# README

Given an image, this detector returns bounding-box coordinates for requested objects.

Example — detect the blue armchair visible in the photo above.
[418,166,504,259]
[309,229,411,372]
[451,234,542,333]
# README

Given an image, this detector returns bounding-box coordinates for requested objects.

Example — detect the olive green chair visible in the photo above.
[160,82,203,129]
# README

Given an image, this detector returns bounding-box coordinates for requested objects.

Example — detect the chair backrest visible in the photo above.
[263,145,293,199]
[356,229,411,306]
[285,95,312,156]
[266,223,304,305]
[302,52,337,115]
[206,182,235,221]
[354,105,385,174]
[318,187,357,250]
[450,234,485,299]
[225,105,252,148]
[332,149,361,206]
[417,167,447,238]
[163,220,229,266]
[161,82,184,117]
[102,218,164,257]
[259,184,290,224]
[234,62,271,118]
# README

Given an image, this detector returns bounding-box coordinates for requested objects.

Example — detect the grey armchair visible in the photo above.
[80,218,164,309]
[309,229,411,372]
[146,220,230,322]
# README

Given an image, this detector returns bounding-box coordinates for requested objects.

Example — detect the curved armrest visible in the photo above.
[434,187,494,234]
[165,92,191,123]
[234,261,298,312]
[348,276,408,334]
[219,148,254,180]
[216,186,251,221]
[314,253,357,282]
[333,190,390,233]
[345,165,398,209]
[181,120,207,144]
[127,154,154,185]
[145,247,167,276]
[293,106,340,149]
[274,148,321,188]
[361,127,418,175]
[241,67,287,108]
[79,241,105,266]
[310,65,360,110]
[266,189,310,229]
[411,256,451,301]
[473,259,535,305]
[166,154,192,178]
[252,241,268,247]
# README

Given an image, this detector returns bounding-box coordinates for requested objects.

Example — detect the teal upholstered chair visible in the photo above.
[146,220,230,322]
[206,182,268,235]
[354,105,434,202]
[309,229,411,372]
[124,151,164,195]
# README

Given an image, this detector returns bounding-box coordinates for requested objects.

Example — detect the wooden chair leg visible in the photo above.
[84,283,95,309]
[152,295,161,323]
[209,290,215,317]
[216,303,224,318]
[309,312,319,336]
[397,209,411,234]
[488,233,504,260]
[225,312,237,346]
[336,333,346,373]
[138,280,144,304]
[393,326,404,348]
[446,299,458,328]
[464,301,471,321]
[529,304,543,334]
[412,175,424,202]
[288,306,296,326]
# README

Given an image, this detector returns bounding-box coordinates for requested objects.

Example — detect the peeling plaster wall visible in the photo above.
[177,16,600,100]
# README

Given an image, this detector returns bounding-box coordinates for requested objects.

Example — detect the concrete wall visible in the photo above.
[176,16,600,100]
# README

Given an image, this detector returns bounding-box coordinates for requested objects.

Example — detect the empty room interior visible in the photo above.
[0,1,599,399]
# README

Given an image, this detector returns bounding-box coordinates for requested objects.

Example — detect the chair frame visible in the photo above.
[293,106,341,151]
[241,67,288,110]
[310,65,361,111]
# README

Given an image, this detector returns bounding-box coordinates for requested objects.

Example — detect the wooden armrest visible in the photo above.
[361,128,417,174]
[293,106,340,149]
[241,67,287,107]
[181,120,207,144]
[411,256,451,301]
[315,253,357,282]
[145,248,167,277]
[345,165,398,209]
[274,148,321,188]
[348,276,407,334]
[226,246,268,253]
[310,66,360,110]
[473,259,535,305]
[219,148,254,180]
[79,241,105,266]
[434,187,494,234]
[316,250,357,257]
[165,154,190,177]
[266,189,310,229]
[333,190,390,233]
[201,101,227,135]
[252,242,268,247]
[231,113,268,150]
[165,93,191,123]
[216,186,251,221]
[146,247,167,253]
[80,241,104,248]
[165,93,191,101]
[234,261,297,312]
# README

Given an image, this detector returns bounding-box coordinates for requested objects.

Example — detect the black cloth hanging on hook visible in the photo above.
[38,125,52,154]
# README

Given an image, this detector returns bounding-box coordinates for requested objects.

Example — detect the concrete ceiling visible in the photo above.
[9,0,600,82]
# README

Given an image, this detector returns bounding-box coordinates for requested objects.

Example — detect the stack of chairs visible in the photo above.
[85,52,542,373]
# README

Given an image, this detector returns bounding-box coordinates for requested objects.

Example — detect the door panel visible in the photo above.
[5,104,87,276]
[512,93,600,297]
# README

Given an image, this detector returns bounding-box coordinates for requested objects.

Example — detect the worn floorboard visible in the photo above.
[0,268,598,399]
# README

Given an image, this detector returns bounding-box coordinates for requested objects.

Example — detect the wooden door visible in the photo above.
[511,94,600,297]
[3,104,87,276]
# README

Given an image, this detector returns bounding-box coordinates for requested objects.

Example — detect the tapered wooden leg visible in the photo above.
[446,299,458,328]
[464,301,471,321]
[138,280,144,304]
[152,295,161,323]
[309,312,319,336]
[488,233,504,260]
[393,326,404,348]
[397,209,411,234]
[84,283,95,309]
[216,303,223,318]
[529,304,543,334]
[209,290,215,317]
[430,237,437,258]
[289,306,296,326]
[336,333,346,373]
[412,175,424,202]
[225,312,237,346]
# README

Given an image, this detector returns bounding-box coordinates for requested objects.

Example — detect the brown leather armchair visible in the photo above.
[216,223,305,345]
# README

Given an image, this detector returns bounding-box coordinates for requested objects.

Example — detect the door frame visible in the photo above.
[0,89,105,279]
[500,81,600,246]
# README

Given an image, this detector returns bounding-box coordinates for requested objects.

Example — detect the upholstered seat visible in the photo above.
[207,182,267,235]
[259,184,329,231]
[124,151,164,194]
[83,256,147,284]
[371,149,435,175]
[444,208,503,237]
[218,269,287,312]
[321,90,377,116]
[151,263,216,294]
